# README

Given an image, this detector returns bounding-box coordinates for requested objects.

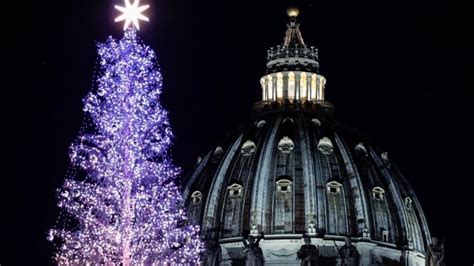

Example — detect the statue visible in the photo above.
[297,235,319,265]
[426,237,445,266]
[335,237,360,266]
[250,224,259,236]
[242,232,265,266]
[307,221,317,236]
[201,235,222,266]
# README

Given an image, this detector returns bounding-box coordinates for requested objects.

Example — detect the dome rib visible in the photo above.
[202,134,243,231]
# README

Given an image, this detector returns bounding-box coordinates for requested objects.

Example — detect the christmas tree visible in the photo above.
[49,1,203,264]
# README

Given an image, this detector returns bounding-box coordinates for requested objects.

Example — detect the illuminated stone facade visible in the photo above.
[183,9,431,265]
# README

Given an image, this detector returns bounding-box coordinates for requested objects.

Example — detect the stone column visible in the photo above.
[307,75,312,101]
[264,77,269,101]
[295,72,301,101]
[316,78,320,101]
[316,77,322,101]
[321,78,325,101]
[283,73,289,100]
[272,74,277,101]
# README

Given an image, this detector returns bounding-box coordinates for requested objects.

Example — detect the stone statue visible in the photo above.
[336,237,360,266]
[297,235,319,265]
[426,237,445,266]
[307,221,317,236]
[250,224,259,236]
[242,232,265,266]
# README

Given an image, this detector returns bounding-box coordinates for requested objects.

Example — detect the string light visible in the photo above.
[49,27,204,265]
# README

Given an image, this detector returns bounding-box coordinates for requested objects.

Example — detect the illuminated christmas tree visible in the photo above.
[49,1,203,264]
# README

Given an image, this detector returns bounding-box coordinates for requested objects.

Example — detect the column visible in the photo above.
[316,78,320,101]
[311,74,317,102]
[295,73,301,101]
[283,73,289,100]
[307,75,312,101]
[320,78,325,101]
[272,74,277,101]
[264,77,269,101]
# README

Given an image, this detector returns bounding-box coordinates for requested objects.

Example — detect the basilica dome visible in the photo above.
[184,9,430,265]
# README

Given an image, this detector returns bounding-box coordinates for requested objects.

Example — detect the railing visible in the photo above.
[267,45,319,61]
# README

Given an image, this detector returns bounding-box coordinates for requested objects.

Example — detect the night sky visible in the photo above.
[7,0,472,264]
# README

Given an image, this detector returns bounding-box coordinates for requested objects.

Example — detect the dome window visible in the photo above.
[228,183,243,197]
[317,137,333,155]
[311,118,321,127]
[241,140,256,156]
[404,197,413,209]
[355,142,368,156]
[372,187,385,200]
[307,221,317,236]
[382,229,389,242]
[276,178,292,193]
[381,152,391,167]
[191,191,202,205]
[256,120,267,128]
[326,180,342,195]
[214,146,224,156]
[278,136,295,153]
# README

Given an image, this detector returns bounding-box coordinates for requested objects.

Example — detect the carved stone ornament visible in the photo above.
[278,136,295,153]
[241,140,257,156]
[317,137,333,155]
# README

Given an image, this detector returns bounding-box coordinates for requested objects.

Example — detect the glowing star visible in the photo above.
[115,0,150,30]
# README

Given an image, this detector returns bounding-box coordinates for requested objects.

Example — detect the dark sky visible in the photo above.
[6,0,472,264]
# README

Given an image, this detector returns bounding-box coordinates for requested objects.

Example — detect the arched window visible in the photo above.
[381,152,391,167]
[276,178,292,193]
[278,136,295,153]
[382,228,389,242]
[311,118,321,127]
[256,120,267,128]
[326,180,342,195]
[191,191,202,205]
[274,176,293,233]
[241,140,256,156]
[317,137,333,155]
[227,183,243,197]
[404,197,413,209]
[372,187,385,200]
[214,146,224,156]
[355,142,367,156]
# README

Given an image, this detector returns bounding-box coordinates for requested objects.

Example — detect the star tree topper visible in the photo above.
[115,0,150,30]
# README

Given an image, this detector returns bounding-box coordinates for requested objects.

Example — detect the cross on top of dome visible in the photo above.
[265,7,320,73]
[283,6,306,47]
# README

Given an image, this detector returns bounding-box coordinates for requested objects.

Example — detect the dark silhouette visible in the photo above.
[335,237,360,266]
[296,235,319,265]
[241,232,265,266]
[426,237,445,266]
